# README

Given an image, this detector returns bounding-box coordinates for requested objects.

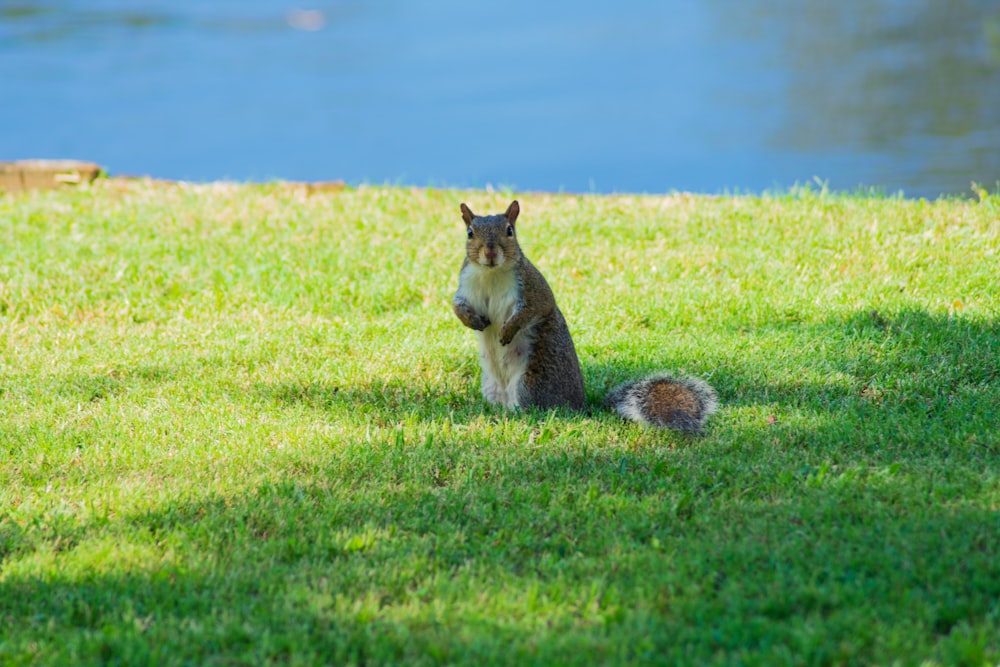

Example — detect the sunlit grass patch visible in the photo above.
[1,180,999,665]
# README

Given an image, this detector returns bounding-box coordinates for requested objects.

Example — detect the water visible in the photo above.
[3,0,1000,198]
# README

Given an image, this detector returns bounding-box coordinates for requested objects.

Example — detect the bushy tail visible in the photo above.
[603,373,718,434]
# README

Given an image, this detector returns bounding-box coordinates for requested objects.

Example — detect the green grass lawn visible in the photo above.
[1,180,999,666]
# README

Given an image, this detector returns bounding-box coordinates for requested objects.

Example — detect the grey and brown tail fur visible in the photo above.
[603,373,719,434]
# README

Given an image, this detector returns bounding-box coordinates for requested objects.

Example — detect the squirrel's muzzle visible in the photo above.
[481,243,502,266]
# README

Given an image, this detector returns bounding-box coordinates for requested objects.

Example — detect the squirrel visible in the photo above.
[452,200,718,433]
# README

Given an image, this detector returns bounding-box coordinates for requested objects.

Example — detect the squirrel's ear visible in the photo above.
[460,203,476,225]
[505,200,520,225]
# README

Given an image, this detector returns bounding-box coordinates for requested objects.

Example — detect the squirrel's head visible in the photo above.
[460,200,522,268]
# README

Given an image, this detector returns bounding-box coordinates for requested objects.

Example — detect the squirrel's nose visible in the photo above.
[482,243,498,264]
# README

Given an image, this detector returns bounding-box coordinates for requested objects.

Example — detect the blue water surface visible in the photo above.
[2,1,1000,197]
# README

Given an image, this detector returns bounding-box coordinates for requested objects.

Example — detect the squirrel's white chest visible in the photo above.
[456,263,520,324]
[456,264,532,408]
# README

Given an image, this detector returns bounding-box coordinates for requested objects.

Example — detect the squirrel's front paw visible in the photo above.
[455,302,491,331]
[499,325,517,346]
[469,314,491,331]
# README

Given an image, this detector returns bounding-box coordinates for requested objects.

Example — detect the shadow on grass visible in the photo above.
[3,452,1000,664]
[589,307,999,459]
[3,308,998,663]
[254,376,478,424]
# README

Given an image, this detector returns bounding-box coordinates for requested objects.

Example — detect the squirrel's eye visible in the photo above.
[466,228,473,239]
[506,225,514,237]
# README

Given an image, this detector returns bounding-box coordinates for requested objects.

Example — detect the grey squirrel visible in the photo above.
[452,200,718,433]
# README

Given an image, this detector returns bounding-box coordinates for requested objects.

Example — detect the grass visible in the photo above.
[1,180,999,665]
